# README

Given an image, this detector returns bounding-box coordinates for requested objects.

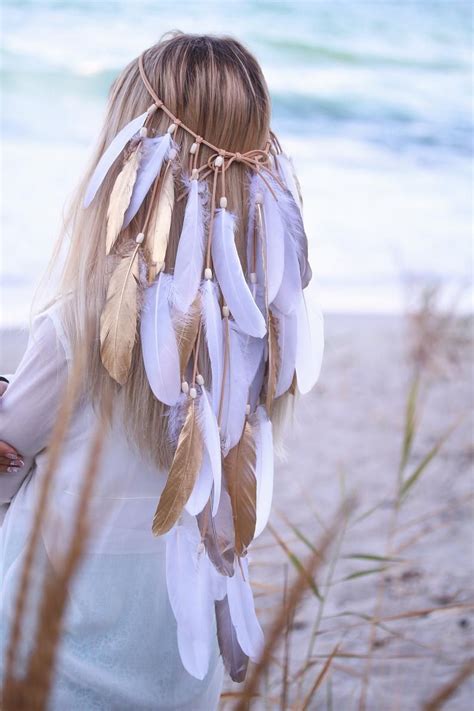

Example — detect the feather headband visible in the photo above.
[84,52,323,681]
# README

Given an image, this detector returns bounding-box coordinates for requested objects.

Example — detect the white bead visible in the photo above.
[255,191,264,204]
[220,196,228,209]
[190,142,198,155]
[135,232,145,244]
[245,403,251,415]
[189,387,197,399]
[147,104,158,115]
[222,305,229,318]
[167,123,177,134]
[204,267,213,280]
[181,381,189,394]
[214,156,224,167]
[191,168,199,180]
[168,148,177,160]
[249,272,257,284]
[196,374,204,386]
[139,126,148,138]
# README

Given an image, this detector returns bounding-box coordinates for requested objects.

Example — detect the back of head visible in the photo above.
[46,32,310,472]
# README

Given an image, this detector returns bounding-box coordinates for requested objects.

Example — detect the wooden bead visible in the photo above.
[167,123,177,134]
[220,196,228,208]
[255,192,264,204]
[204,267,213,280]
[222,305,229,318]
[214,156,224,167]
[189,387,197,399]
[147,104,158,115]
[249,272,257,284]
[139,127,148,138]
[196,374,204,386]
[135,232,145,244]
[190,142,198,154]
[245,403,251,415]
[181,381,189,394]
[191,169,199,180]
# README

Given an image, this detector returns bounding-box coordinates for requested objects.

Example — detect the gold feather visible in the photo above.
[106,142,142,255]
[289,372,297,396]
[224,419,257,556]
[266,310,281,415]
[152,398,203,535]
[99,245,140,385]
[147,162,174,283]
[173,294,201,377]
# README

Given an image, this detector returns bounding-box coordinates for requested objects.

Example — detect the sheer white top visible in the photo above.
[0,303,223,710]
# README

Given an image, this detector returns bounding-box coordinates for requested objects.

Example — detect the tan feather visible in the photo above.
[224,419,257,556]
[152,398,203,535]
[147,162,174,283]
[173,294,201,377]
[289,371,297,396]
[265,310,281,415]
[99,245,140,385]
[106,143,142,255]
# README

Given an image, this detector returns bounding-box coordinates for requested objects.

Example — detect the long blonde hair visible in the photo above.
[39,33,290,469]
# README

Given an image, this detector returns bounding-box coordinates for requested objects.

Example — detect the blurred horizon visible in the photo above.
[1,0,472,326]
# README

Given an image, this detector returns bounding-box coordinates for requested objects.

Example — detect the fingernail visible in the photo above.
[6,453,18,460]
[13,460,24,467]
[7,466,19,473]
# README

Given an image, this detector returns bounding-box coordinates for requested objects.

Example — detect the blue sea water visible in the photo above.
[0,0,472,325]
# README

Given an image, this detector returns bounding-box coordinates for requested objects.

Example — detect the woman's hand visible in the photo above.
[0,379,25,473]
[0,441,24,473]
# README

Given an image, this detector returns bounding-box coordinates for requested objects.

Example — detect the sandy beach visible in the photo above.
[1,312,473,709]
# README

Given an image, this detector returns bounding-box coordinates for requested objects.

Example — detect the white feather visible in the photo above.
[201,279,223,413]
[273,307,297,397]
[199,388,222,516]
[239,330,265,387]
[295,291,324,394]
[226,556,264,661]
[275,153,302,209]
[123,133,172,228]
[220,320,250,456]
[248,356,265,413]
[140,272,181,406]
[263,185,285,302]
[84,110,148,208]
[166,520,214,679]
[211,208,266,338]
[254,406,274,538]
[185,452,213,516]
[172,178,207,313]
[272,227,301,315]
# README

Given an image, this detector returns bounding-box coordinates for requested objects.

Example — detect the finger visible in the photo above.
[0,445,21,459]
[0,457,24,468]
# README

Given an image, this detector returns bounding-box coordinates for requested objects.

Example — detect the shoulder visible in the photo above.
[30,296,73,363]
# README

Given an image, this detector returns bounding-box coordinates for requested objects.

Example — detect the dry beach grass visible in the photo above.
[1,294,473,709]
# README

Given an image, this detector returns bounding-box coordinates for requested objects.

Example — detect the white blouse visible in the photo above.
[0,303,224,709]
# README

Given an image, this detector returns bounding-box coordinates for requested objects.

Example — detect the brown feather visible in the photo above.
[147,162,174,283]
[224,420,257,556]
[173,294,201,377]
[215,595,249,682]
[152,398,203,535]
[100,245,140,385]
[197,487,235,576]
[265,310,281,415]
[106,143,142,255]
